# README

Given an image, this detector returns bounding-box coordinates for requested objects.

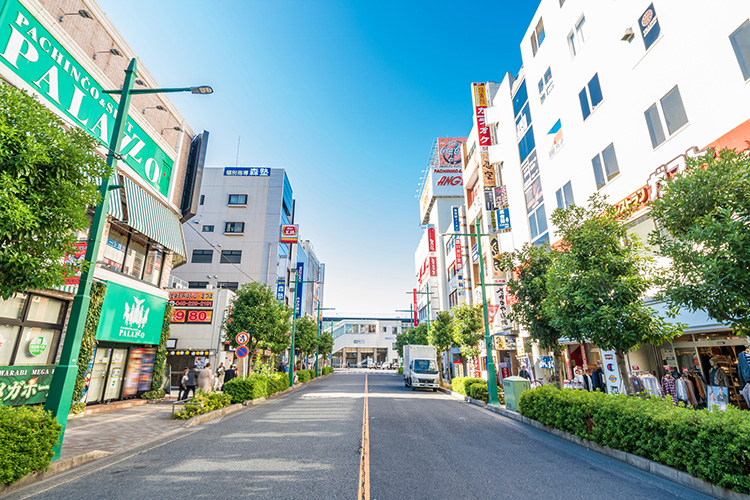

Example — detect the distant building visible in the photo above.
[327,317,411,367]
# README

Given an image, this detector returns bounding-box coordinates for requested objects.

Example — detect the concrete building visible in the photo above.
[413,138,470,325]
[0,0,207,405]
[173,166,297,306]
[462,0,750,406]
[327,317,411,368]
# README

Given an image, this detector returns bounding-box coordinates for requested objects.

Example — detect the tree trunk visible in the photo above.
[436,353,444,385]
[459,353,467,378]
[615,347,634,395]
[552,348,565,389]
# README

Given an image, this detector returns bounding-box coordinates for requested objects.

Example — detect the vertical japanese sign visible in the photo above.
[429,257,437,277]
[455,237,463,270]
[489,236,503,279]
[412,289,419,326]
[295,262,304,317]
[472,83,495,188]
[63,242,87,285]
[276,279,286,301]
[452,206,461,232]
[427,227,436,253]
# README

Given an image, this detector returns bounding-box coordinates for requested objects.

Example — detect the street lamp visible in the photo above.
[44,58,212,460]
[406,284,438,329]
[441,216,503,406]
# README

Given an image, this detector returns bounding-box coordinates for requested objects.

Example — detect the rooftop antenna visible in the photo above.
[235,136,241,167]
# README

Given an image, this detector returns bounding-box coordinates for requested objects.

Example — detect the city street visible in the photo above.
[5,371,711,500]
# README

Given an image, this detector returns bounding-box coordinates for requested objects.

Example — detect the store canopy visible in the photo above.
[107,180,124,221]
[123,177,186,256]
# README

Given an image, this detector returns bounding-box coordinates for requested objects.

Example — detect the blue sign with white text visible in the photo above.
[223,167,271,177]
[276,280,286,301]
[295,263,304,317]
[452,206,460,232]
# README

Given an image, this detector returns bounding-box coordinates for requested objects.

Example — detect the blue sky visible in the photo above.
[97,0,541,316]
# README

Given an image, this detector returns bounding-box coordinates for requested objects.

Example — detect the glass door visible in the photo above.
[103,348,128,401]
[86,347,112,404]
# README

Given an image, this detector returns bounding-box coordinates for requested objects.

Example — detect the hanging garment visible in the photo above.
[710,367,728,387]
[675,378,689,403]
[641,374,663,397]
[661,375,677,405]
[630,375,646,394]
[686,372,706,403]
[592,368,605,392]
[741,383,750,406]
[738,352,750,387]
[684,378,698,406]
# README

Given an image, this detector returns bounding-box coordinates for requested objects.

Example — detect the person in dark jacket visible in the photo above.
[222,364,237,389]
[180,366,198,400]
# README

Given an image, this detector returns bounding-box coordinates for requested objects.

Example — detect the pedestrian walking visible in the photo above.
[222,364,237,390]
[198,362,213,392]
[180,366,198,400]
[214,363,225,391]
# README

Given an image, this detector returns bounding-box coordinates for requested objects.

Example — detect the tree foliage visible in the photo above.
[223,282,292,357]
[0,84,110,299]
[649,148,750,333]
[546,194,681,394]
[451,303,484,358]
[428,311,454,382]
[501,243,564,386]
[394,323,428,357]
[294,316,319,361]
[318,330,334,357]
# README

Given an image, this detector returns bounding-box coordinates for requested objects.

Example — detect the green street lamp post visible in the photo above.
[44,58,212,460]
[443,216,503,406]
[315,302,335,377]
[407,283,437,330]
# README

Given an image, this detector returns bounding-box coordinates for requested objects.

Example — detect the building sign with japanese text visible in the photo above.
[0,364,55,406]
[223,167,270,176]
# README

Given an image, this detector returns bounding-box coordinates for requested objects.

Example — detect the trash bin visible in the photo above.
[503,376,531,412]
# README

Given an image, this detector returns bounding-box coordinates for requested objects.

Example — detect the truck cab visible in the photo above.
[403,345,439,391]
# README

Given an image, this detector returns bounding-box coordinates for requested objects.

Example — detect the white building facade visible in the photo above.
[328,317,411,368]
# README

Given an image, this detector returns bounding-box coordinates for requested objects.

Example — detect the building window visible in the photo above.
[567,15,587,56]
[578,73,603,120]
[199,194,205,206]
[228,194,247,206]
[0,293,66,367]
[490,123,499,145]
[220,250,242,264]
[538,67,554,103]
[224,222,245,234]
[191,249,213,264]
[102,227,128,272]
[142,248,163,286]
[555,181,575,209]
[591,143,620,189]
[217,282,239,291]
[188,281,208,289]
[123,235,147,280]
[202,225,214,232]
[530,18,545,56]
[528,204,548,241]
[730,20,750,81]
[644,85,689,149]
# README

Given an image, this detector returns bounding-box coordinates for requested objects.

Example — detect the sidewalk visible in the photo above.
[61,400,184,460]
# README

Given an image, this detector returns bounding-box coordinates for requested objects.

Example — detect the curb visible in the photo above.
[181,403,245,429]
[440,387,747,500]
[0,450,113,496]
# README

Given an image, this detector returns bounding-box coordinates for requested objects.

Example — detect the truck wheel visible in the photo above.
[411,386,416,391]
[432,388,437,392]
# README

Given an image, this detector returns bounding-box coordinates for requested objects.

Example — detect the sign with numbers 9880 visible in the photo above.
[171,309,213,324]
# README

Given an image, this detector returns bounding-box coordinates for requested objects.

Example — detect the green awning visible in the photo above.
[123,177,186,256]
[107,182,123,220]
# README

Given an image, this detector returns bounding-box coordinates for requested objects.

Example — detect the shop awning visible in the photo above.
[123,177,186,256]
[107,183,123,220]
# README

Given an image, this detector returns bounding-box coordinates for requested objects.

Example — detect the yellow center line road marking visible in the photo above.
[357,374,370,500]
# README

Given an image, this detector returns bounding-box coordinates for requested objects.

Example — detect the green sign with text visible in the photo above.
[0,0,173,196]
[0,364,55,406]
[96,282,167,345]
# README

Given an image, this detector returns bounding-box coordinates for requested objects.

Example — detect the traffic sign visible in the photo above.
[236,345,249,358]
[235,332,249,345]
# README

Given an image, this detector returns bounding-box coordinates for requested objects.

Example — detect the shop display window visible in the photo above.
[103,227,128,272]
[0,293,67,367]
[123,237,147,279]
[143,248,164,286]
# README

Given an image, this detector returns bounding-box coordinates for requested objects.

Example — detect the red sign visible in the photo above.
[436,175,462,186]
[280,224,299,244]
[236,332,249,345]
[487,305,499,323]
[171,309,213,323]
[501,365,511,379]
[413,289,418,326]
[437,138,465,166]
[455,238,463,270]
[63,242,87,285]
[472,83,492,148]
[429,257,437,277]
[428,227,436,253]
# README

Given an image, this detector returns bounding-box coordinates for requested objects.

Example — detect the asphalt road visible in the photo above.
[6,371,712,500]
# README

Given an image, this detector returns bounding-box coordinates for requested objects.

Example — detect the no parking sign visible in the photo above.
[236,345,249,358]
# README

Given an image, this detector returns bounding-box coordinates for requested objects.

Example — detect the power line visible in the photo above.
[183,220,260,284]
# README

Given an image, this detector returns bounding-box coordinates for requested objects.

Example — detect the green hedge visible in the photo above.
[222,373,289,404]
[0,406,61,485]
[297,369,314,383]
[141,389,165,400]
[518,386,750,494]
[322,367,334,375]
[451,377,485,396]
[467,382,489,403]
[173,390,232,420]
[398,367,403,375]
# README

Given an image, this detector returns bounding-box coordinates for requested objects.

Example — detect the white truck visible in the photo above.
[403,345,439,391]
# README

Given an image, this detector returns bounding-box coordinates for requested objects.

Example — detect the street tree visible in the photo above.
[318,330,334,367]
[0,84,110,299]
[394,323,428,358]
[428,311,454,383]
[294,316,319,368]
[649,148,750,333]
[223,282,292,370]
[501,243,564,387]
[451,303,484,376]
[545,194,681,394]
